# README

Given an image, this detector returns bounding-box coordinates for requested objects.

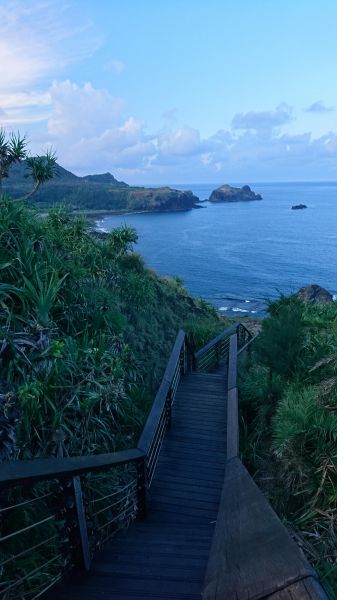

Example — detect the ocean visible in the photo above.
[96,182,337,318]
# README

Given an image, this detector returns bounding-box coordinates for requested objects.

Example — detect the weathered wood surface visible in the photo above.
[0,448,145,487]
[227,334,239,461]
[227,334,238,391]
[202,457,327,600]
[265,577,328,599]
[48,371,227,599]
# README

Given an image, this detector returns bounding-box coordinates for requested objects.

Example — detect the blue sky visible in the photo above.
[1,0,337,183]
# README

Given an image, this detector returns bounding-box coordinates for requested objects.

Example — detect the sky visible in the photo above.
[1,0,337,183]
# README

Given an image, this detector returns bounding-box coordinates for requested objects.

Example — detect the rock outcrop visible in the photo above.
[295,284,333,304]
[126,188,200,212]
[209,184,262,203]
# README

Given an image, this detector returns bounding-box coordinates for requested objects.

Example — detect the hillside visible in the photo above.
[240,296,337,594]
[2,160,200,212]
[0,198,227,461]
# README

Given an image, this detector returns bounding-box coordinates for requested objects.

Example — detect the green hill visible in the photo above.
[2,161,200,213]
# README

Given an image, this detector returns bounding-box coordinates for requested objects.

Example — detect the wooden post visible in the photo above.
[215,342,220,366]
[166,389,173,430]
[136,458,147,519]
[72,475,91,571]
[227,334,239,460]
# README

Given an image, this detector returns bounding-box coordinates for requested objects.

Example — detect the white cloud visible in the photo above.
[232,103,293,131]
[0,0,100,126]
[157,126,201,156]
[43,81,156,172]
[305,100,334,113]
[48,81,125,138]
[40,86,337,180]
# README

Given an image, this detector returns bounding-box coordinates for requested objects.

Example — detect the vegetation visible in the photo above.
[239,296,337,597]
[0,197,226,461]
[3,160,198,212]
[0,149,225,596]
[0,129,57,200]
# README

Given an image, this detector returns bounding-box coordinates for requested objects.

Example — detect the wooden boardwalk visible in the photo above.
[51,371,227,600]
[3,325,328,600]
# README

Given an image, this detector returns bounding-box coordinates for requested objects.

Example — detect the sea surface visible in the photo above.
[96,182,337,317]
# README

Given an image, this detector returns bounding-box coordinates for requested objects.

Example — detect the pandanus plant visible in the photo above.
[0,128,57,200]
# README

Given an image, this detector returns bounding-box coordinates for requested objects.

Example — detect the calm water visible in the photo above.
[97,182,337,317]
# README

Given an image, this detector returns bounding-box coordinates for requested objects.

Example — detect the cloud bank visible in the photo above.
[305,101,334,113]
[1,1,337,182]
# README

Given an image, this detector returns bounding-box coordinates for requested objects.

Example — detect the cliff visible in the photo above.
[209,184,262,203]
[2,161,199,213]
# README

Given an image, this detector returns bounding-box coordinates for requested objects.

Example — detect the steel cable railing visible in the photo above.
[0,323,250,598]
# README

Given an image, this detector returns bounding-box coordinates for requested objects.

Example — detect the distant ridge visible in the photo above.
[2,160,199,213]
[83,172,128,186]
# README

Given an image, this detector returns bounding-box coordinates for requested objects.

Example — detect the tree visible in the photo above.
[0,129,27,184]
[23,150,57,200]
[0,128,57,200]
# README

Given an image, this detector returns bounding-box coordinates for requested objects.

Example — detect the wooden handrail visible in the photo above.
[194,322,239,359]
[227,334,239,460]
[1,330,185,489]
[227,334,238,391]
[237,332,259,356]
[203,327,328,600]
[0,329,187,591]
[138,329,185,455]
[0,448,145,488]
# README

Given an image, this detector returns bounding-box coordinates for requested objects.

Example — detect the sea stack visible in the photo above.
[209,184,262,202]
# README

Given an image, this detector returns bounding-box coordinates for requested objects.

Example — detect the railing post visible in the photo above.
[190,350,197,372]
[166,388,173,429]
[72,475,91,571]
[180,340,187,375]
[215,341,220,365]
[136,457,147,519]
[227,334,239,460]
[57,477,90,571]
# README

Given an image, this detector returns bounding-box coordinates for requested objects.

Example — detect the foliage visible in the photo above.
[0,198,222,460]
[0,129,27,182]
[0,192,227,597]
[255,296,307,377]
[239,297,337,595]
[0,129,56,201]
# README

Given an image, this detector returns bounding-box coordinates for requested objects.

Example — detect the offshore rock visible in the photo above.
[209,184,262,202]
[295,284,333,304]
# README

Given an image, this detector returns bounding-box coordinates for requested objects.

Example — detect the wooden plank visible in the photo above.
[0,447,145,487]
[227,334,238,391]
[45,369,227,600]
[264,577,328,599]
[226,387,238,460]
[202,458,317,600]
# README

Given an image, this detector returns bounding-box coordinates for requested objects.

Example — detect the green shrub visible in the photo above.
[239,296,337,593]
